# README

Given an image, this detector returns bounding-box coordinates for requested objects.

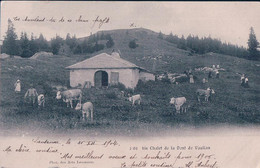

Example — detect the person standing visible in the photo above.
[24,84,38,106]
[14,79,21,93]
[188,68,192,75]
[202,78,207,84]
[189,74,194,83]
[208,71,212,79]
[216,71,220,78]
[244,77,249,88]
[241,74,245,86]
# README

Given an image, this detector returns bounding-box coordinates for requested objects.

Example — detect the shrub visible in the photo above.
[135,80,158,94]
[125,88,134,96]
[135,80,145,90]
[175,76,189,83]
[110,82,126,91]
[161,78,171,84]
[105,92,118,99]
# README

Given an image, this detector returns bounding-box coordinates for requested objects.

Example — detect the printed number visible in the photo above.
[130,147,138,150]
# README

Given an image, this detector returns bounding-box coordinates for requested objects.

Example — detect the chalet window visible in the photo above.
[110,72,119,85]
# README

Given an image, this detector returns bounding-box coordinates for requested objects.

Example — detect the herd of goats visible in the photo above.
[13,64,231,123]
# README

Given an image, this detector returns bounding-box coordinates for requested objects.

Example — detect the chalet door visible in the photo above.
[94,71,108,87]
[102,71,108,86]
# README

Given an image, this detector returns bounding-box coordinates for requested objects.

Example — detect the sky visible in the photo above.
[1,1,260,47]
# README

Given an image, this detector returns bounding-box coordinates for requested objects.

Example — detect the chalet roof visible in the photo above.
[66,52,148,71]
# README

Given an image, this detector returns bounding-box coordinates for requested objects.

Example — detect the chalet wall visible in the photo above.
[70,68,138,88]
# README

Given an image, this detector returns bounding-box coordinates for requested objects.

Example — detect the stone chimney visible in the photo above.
[111,52,120,58]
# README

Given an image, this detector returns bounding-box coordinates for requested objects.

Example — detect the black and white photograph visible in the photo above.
[0,1,260,168]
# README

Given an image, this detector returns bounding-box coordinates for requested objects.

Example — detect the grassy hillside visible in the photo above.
[0,28,259,134]
[81,28,190,72]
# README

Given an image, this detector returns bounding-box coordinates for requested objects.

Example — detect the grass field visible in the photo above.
[1,29,259,135]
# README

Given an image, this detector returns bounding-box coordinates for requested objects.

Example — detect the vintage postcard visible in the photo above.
[0,1,260,168]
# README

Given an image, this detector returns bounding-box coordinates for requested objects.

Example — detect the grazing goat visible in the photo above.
[56,89,82,108]
[170,97,187,113]
[128,94,141,105]
[196,88,215,102]
[75,102,94,122]
[37,94,45,107]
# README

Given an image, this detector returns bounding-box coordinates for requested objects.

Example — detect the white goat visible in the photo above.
[128,94,141,105]
[196,88,215,102]
[75,102,94,122]
[170,97,187,113]
[37,94,45,107]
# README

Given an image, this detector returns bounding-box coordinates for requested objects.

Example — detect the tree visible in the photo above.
[158,31,163,39]
[100,32,105,39]
[70,35,78,53]
[166,32,178,44]
[36,33,49,52]
[74,44,82,54]
[88,34,97,43]
[2,19,19,55]
[247,27,259,60]
[81,39,94,53]
[65,33,78,53]
[177,35,186,50]
[20,32,32,57]
[94,42,105,52]
[106,34,114,48]
[129,39,138,49]
[29,33,39,55]
[51,35,64,55]
[65,33,72,45]
[58,43,71,56]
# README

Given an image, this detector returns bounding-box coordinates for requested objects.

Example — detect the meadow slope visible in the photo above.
[0,28,259,135]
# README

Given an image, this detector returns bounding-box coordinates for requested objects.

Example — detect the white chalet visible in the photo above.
[66,52,155,88]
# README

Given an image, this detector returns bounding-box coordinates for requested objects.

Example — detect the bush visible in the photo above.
[135,80,157,94]
[109,83,134,97]
[125,88,134,96]
[175,76,189,83]
[105,92,118,99]
[161,78,171,84]
[136,80,145,90]
[110,82,126,91]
